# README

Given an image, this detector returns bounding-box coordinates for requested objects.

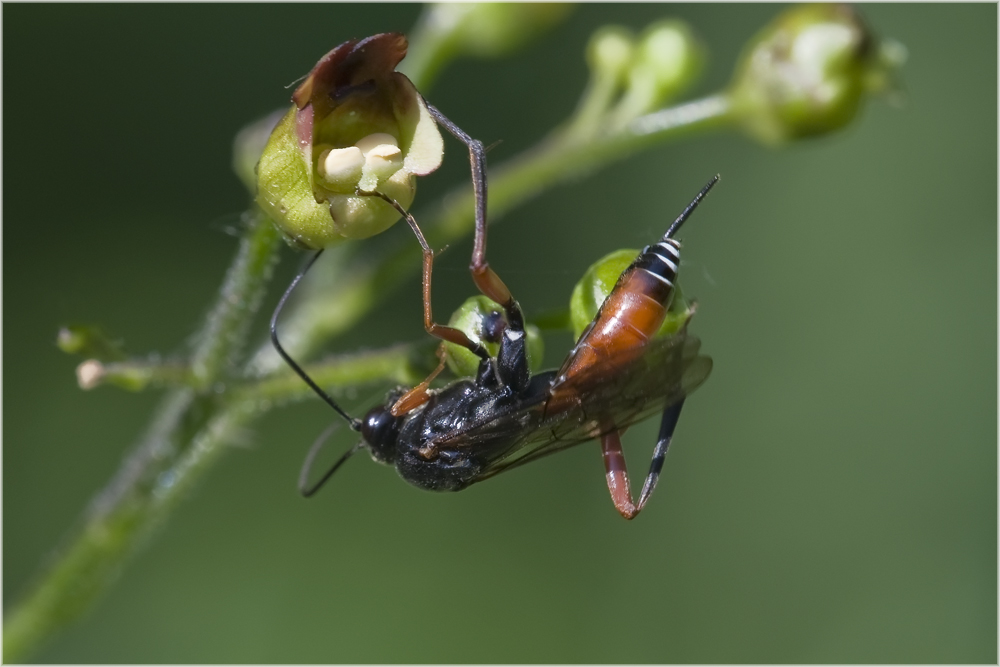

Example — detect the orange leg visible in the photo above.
[391,344,448,417]
[369,192,489,359]
[600,400,685,520]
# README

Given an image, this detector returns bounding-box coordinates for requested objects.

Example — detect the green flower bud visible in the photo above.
[420,3,573,60]
[57,325,126,362]
[75,360,151,392]
[728,4,904,146]
[256,34,444,249]
[569,249,693,341]
[405,4,573,90]
[443,296,544,378]
[609,20,703,127]
[586,26,635,85]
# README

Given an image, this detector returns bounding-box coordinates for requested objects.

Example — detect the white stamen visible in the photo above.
[319,146,365,187]
[366,143,402,160]
[354,132,399,156]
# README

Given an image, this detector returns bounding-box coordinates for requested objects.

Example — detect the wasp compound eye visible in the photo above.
[361,405,403,464]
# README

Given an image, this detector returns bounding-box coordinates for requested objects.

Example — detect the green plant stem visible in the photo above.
[240,342,434,404]
[400,13,458,91]
[191,211,283,386]
[76,358,197,392]
[3,88,731,662]
[3,212,281,661]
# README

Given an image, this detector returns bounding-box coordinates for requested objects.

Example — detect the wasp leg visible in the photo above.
[424,103,526,333]
[601,400,685,520]
[391,344,448,417]
[368,192,489,360]
[425,104,530,391]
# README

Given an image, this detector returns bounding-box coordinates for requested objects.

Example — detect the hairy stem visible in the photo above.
[3,212,281,661]
[3,82,732,667]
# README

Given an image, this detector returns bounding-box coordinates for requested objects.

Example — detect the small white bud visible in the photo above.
[77,359,105,390]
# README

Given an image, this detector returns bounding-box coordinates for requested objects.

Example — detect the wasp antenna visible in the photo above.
[299,423,364,497]
[270,249,363,432]
[665,174,720,239]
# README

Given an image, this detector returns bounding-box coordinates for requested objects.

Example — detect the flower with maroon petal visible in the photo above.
[257,33,444,249]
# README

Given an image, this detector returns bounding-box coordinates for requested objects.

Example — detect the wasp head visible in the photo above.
[361,402,403,464]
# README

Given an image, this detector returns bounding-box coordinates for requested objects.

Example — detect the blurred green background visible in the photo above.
[4,4,995,663]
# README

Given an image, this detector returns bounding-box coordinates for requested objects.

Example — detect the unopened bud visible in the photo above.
[633,21,703,104]
[443,296,544,378]
[586,27,635,84]
[728,4,903,146]
[608,20,703,128]
[57,325,126,362]
[423,3,573,59]
[77,359,106,390]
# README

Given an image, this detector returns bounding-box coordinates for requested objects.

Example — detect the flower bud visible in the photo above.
[586,26,635,86]
[419,3,573,60]
[609,20,703,126]
[256,34,444,249]
[57,325,126,362]
[728,4,904,146]
[443,296,544,378]
[569,249,693,341]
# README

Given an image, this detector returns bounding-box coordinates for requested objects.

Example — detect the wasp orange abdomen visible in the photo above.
[550,238,683,409]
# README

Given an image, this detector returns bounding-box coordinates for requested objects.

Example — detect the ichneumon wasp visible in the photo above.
[270,88,715,519]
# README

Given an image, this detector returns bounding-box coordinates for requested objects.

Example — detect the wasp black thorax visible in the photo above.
[380,365,556,493]
[392,380,492,491]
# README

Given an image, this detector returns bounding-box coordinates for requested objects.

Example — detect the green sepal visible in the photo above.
[256,107,347,249]
[568,248,693,341]
[443,295,544,378]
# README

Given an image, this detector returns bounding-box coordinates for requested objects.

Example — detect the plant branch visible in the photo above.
[3,212,281,661]
[251,92,734,371]
[3,85,733,664]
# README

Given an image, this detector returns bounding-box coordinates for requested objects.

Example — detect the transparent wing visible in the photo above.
[434,330,712,481]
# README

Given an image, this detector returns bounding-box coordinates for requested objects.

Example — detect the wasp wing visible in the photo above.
[433,331,712,482]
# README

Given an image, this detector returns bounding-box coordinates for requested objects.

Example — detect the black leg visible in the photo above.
[637,399,685,509]
[601,399,686,519]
